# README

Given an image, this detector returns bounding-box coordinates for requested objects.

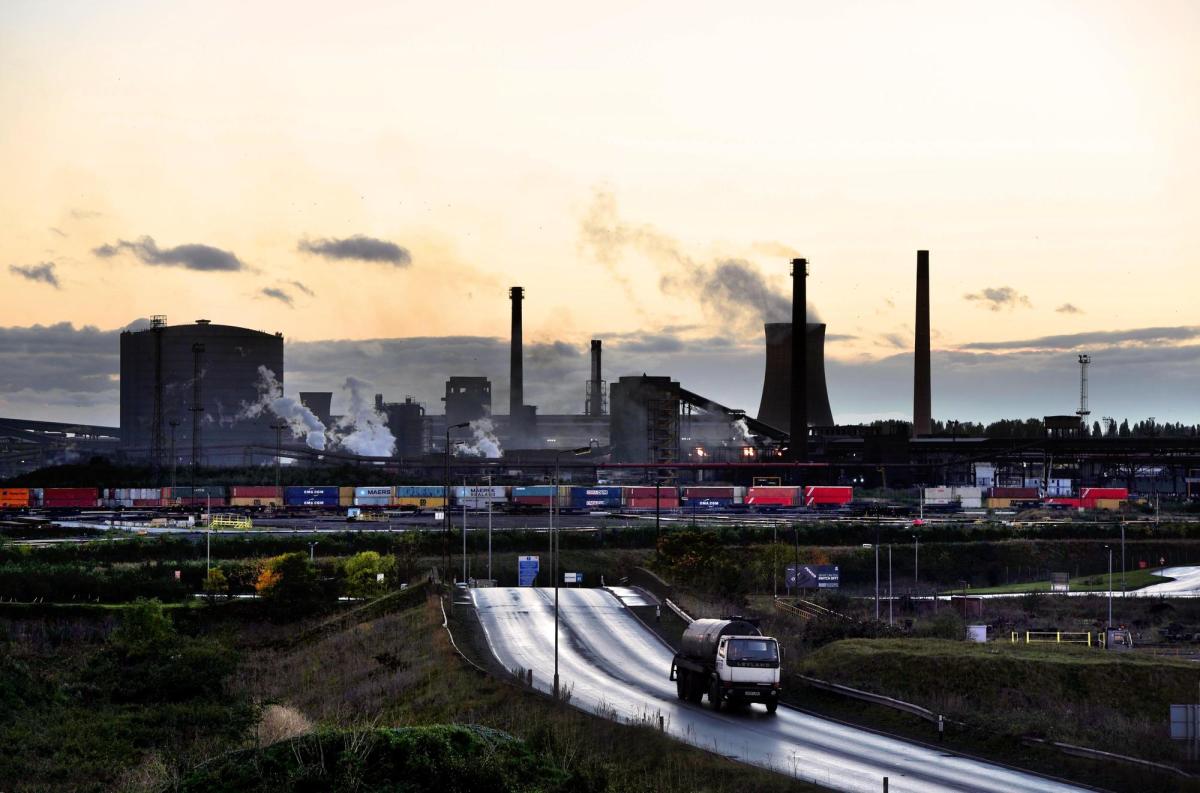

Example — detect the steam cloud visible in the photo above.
[455,418,503,458]
[581,190,818,334]
[242,366,327,450]
[330,377,396,456]
[93,236,245,271]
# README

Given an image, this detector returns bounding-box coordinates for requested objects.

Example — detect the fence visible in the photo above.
[207,514,252,530]
[1011,630,1093,647]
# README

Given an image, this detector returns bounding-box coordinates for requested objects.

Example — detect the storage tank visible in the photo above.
[120,319,284,466]
[679,618,762,661]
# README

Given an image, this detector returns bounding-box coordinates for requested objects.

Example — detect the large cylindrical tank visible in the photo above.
[679,618,761,661]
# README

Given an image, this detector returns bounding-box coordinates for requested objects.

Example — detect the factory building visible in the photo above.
[119,317,283,466]
[443,377,492,425]
[610,375,682,464]
[375,395,427,458]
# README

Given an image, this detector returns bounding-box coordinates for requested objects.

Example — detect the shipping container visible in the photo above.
[230,486,281,499]
[339,486,355,507]
[393,486,446,498]
[952,486,983,499]
[512,485,556,497]
[0,488,30,508]
[989,487,1039,500]
[355,486,393,498]
[805,486,852,506]
[683,497,733,510]
[683,486,736,499]
[1081,487,1128,500]
[1044,497,1081,509]
[230,497,282,507]
[355,496,392,507]
[513,495,552,507]
[163,485,227,498]
[284,486,340,506]
[746,486,798,507]
[626,486,679,499]
[570,486,623,509]
[985,498,1012,509]
[627,496,679,509]
[42,487,99,508]
[1091,498,1124,511]
[959,498,983,509]
[392,496,446,508]
[133,499,166,507]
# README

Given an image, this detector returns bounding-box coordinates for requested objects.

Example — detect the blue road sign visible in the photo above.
[518,555,540,587]
[786,564,840,589]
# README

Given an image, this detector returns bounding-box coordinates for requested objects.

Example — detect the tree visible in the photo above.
[111,598,176,656]
[256,553,323,615]
[343,551,394,598]
[203,567,229,601]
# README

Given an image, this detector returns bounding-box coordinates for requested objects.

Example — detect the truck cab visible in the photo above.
[714,635,781,710]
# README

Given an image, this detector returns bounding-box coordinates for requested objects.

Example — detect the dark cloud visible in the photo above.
[49,227,68,238]
[290,280,315,297]
[878,333,906,348]
[93,236,244,271]
[9,262,61,288]
[1056,303,1083,314]
[298,235,411,266]
[963,286,1031,311]
[580,190,816,334]
[826,334,858,342]
[961,326,1200,351]
[261,287,293,306]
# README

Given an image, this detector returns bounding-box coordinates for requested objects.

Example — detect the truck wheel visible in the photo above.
[675,671,686,700]
[687,673,704,704]
[709,678,722,711]
[766,698,778,715]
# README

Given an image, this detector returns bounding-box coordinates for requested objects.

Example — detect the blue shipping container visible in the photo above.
[684,497,733,510]
[285,486,339,506]
[570,486,622,508]
[394,486,445,498]
[514,485,555,497]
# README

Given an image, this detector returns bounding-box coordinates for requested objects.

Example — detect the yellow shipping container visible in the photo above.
[985,498,1012,509]
[230,497,282,508]
[339,486,355,507]
[1093,498,1125,511]
[392,496,447,509]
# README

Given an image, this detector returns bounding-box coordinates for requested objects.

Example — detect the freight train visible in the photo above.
[0,485,855,513]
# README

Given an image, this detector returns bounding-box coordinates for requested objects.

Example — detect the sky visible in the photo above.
[1,0,1197,426]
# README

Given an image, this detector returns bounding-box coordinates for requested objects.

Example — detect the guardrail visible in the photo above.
[798,674,940,725]
[663,598,693,624]
[1021,737,1192,778]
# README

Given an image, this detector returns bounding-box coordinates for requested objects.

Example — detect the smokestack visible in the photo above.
[509,286,524,425]
[789,258,808,461]
[914,250,932,436]
[587,340,603,416]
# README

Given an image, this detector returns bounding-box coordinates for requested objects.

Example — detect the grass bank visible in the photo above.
[964,567,1172,594]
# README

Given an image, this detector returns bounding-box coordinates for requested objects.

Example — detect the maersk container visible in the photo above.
[394,486,446,498]
[570,486,622,509]
[285,486,340,506]
[354,496,392,507]
[355,486,393,499]
[451,486,508,508]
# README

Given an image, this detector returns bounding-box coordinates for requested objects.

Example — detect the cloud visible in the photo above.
[580,189,817,335]
[9,262,61,288]
[261,287,293,306]
[963,286,1032,311]
[49,227,68,238]
[1056,303,1083,314]
[960,325,1200,351]
[298,235,411,266]
[878,332,906,348]
[290,280,315,297]
[93,236,245,271]
[69,208,102,220]
[826,334,858,342]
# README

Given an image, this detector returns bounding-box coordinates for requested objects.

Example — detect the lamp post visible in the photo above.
[913,534,919,595]
[1120,521,1126,597]
[888,544,893,626]
[487,474,493,581]
[444,422,469,580]
[553,446,591,699]
[462,478,468,583]
[1106,545,1113,629]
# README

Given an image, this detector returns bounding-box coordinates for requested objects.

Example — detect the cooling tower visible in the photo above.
[757,322,834,432]
[913,250,931,436]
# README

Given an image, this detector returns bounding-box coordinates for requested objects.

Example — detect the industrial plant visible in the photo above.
[1,251,1198,498]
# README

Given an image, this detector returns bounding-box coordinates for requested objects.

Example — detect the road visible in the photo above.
[1139,566,1200,595]
[472,587,1086,793]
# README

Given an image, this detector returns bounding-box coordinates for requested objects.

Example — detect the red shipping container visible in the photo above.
[989,487,1039,499]
[133,499,166,507]
[230,486,282,498]
[684,487,735,498]
[1080,487,1128,500]
[627,497,679,509]
[514,496,552,506]
[746,487,798,506]
[805,486,852,506]
[627,487,678,499]
[1044,497,1081,508]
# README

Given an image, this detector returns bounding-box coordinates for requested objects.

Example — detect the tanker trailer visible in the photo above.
[669,617,780,713]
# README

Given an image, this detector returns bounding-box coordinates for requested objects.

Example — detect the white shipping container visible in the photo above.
[953,486,983,499]
[452,486,507,500]
[355,486,393,498]
[959,498,983,509]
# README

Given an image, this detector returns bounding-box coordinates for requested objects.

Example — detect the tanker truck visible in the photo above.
[669,618,781,713]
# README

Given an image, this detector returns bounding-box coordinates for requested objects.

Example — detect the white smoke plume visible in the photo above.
[330,376,396,457]
[455,418,503,458]
[242,366,327,450]
[732,418,754,444]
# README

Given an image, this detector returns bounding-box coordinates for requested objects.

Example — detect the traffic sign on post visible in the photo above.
[786,564,840,590]
[518,555,540,587]
[564,572,582,585]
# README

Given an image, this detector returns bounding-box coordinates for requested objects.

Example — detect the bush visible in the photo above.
[913,610,967,640]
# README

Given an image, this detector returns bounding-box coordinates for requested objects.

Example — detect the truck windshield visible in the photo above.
[727,638,778,663]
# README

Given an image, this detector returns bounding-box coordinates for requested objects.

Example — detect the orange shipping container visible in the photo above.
[0,487,30,507]
[1092,498,1124,511]
[230,497,283,507]
[339,487,355,507]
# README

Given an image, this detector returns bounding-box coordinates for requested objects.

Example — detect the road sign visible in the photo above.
[786,564,840,589]
[564,572,582,584]
[1170,705,1200,740]
[518,555,540,587]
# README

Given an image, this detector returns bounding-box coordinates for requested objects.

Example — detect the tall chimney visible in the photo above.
[789,258,808,461]
[914,250,932,436]
[588,339,603,416]
[509,286,524,425]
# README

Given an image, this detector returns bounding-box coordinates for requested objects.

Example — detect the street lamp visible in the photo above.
[913,534,919,595]
[553,445,591,699]
[863,543,879,621]
[444,422,469,581]
[486,474,494,581]
[1106,544,1113,629]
